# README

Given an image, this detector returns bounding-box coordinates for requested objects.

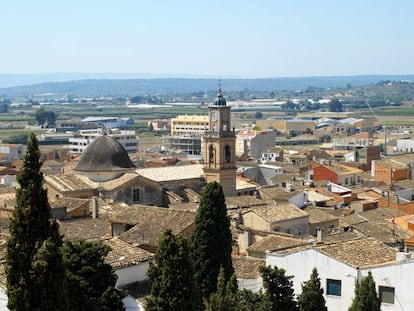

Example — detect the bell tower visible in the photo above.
[203,86,236,196]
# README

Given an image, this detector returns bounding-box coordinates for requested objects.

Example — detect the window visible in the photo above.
[225,145,231,163]
[379,286,394,304]
[209,145,214,163]
[132,188,140,202]
[326,279,341,296]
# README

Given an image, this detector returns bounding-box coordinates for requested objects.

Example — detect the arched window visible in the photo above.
[225,145,231,163]
[209,145,214,163]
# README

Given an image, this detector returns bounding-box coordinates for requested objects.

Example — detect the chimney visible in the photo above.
[90,196,99,219]
[316,227,324,242]
[244,230,252,247]
[395,252,410,263]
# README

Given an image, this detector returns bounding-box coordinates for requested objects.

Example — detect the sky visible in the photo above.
[1,0,414,77]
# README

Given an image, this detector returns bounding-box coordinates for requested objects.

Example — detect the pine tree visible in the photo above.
[146,229,200,311]
[6,132,67,311]
[259,265,298,311]
[348,271,381,311]
[62,240,125,311]
[297,268,327,311]
[192,182,234,299]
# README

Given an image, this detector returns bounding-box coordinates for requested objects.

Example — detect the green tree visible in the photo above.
[297,268,327,311]
[6,132,67,311]
[255,111,263,119]
[146,229,200,311]
[259,265,298,311]
[192,182,234,299]
[328,99,343,112]
[4,132,30,144]
[62,240,125,311]
[238,289,272,311]
[34,107,57,126]
[204,269,238,311]
[0,102,10,113]
[348,271,381,311]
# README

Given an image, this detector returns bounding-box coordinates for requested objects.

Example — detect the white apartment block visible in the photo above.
[81,116,134,129]
[69,128,138,154]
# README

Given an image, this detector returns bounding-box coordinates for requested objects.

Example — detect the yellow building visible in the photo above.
[256,119,315,134]
[171,114,209,136]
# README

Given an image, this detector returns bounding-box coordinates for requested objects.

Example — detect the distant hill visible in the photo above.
[1,74,414,97]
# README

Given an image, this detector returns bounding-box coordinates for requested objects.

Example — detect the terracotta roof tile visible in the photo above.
[317,238,397,268]
[104,238,154,269]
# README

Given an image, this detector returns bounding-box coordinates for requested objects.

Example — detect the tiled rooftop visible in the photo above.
[58,216,110,241]
[243,204,308,222]
[51,197,90,213]
[317,238,397,268]
[136,164,203,182]
[104,238,154,269]
[247,234,303,254]
[117,207,195,247]
[232,256,265,279]
[305,207,339,224]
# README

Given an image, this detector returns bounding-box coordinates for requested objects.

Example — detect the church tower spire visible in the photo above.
[203,84,236,197]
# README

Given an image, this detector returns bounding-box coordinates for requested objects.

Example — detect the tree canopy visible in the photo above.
[6,132,67,311]
[146,229,200,311]
[204,269,238,311]
[191,182,234,299]
[259,265,298,311]
[297,268,327,311]
[34,107,57,126]
[348,271,380,311]
[328,99,343,112]
[62,240,125,311]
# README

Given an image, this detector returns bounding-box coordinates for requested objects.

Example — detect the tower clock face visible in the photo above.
[222,111,228,119]
[211,111,218,121]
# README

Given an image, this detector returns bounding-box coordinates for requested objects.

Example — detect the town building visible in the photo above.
[0,144,26,160]
[256,118,315,135]
[235,129,276,160]
[68,128,138,154]
[170,114,209,136]
[311,162,364,186]
[81,116,134,129]
[266,238,413,311]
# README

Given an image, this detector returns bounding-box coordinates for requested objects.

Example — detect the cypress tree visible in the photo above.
[259,265,298,311]
[204,269,238,311]
[192,182,234,299]
[146,229,200,311]
[348,271,381,311]
[238,289,272,311]
[297,268,327,311]
[62,240,125,311]
[6,132,67,311]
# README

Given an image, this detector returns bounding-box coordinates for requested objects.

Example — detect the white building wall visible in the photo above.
[396,139,414,152]
[288,191,307,209]
[238,277,263,293]
[267,249,363,311]
[115,261,150,288]
[266,249,414,311]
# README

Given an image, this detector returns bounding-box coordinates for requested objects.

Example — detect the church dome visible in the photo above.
[213,88,227,106]
[74,135,135,181]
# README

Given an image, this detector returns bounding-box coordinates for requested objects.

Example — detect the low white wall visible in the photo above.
[115,261,150,288]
